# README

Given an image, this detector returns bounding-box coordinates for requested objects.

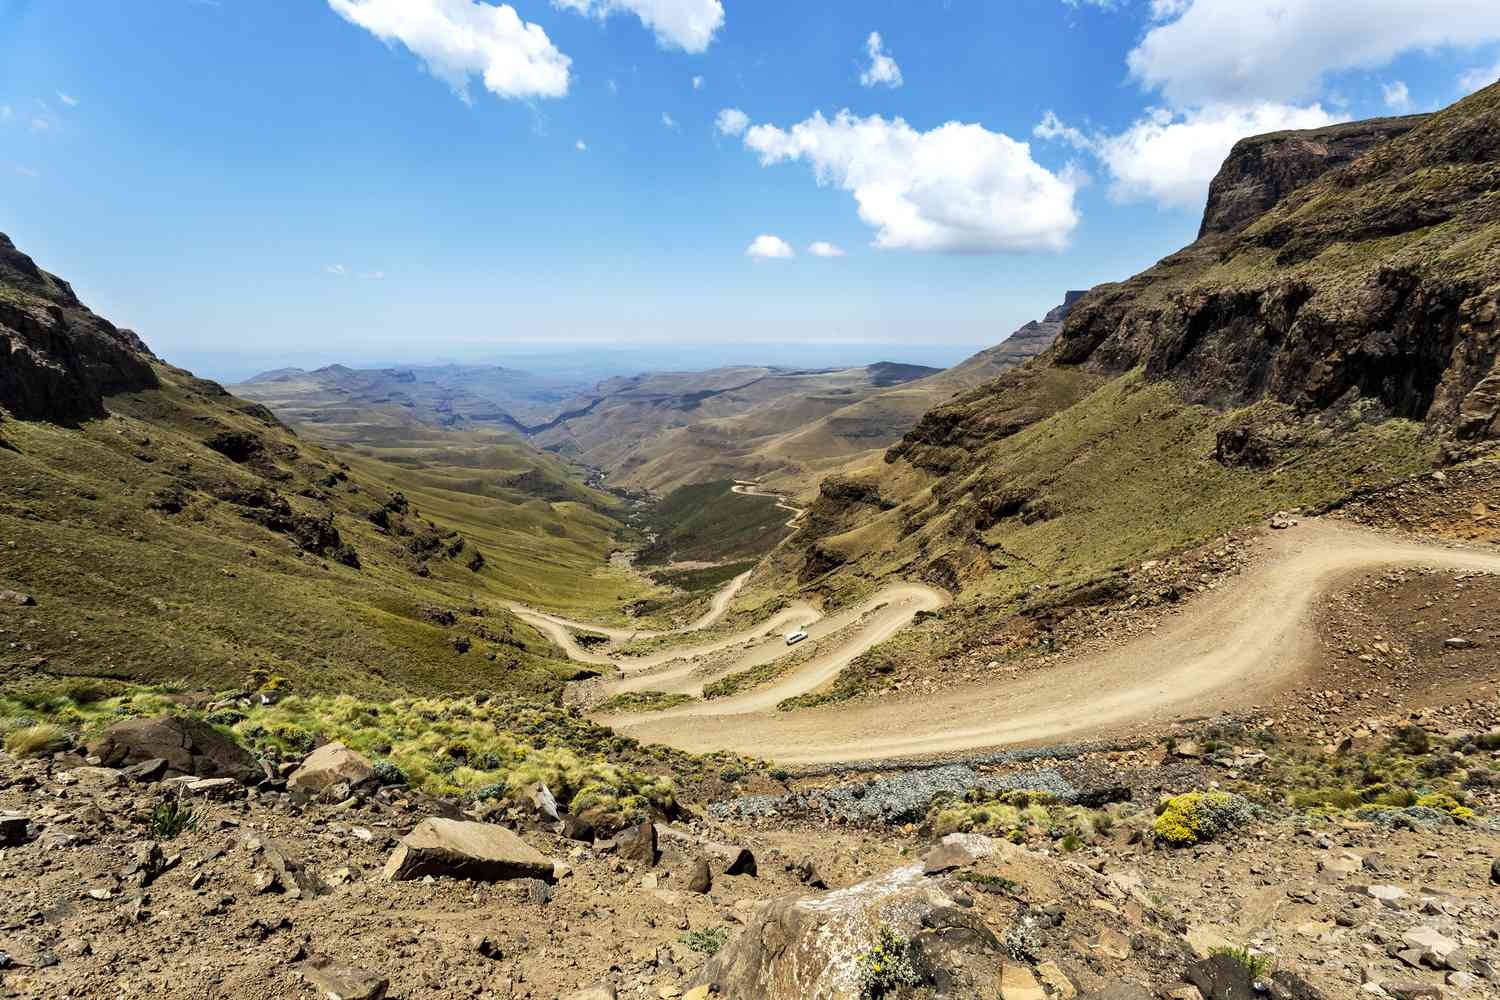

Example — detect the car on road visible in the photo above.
[785,630,809,646]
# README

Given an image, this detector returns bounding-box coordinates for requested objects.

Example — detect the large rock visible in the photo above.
[657,825,755,876]
[300,957,388,1000]
[382,818,554,883]
[87,716,257,784]
[696,865,1003,1000]
[599,822,657,866]
[922,832,1000,875]
[287,742,375,798]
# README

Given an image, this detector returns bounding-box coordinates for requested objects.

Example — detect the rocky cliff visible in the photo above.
[789,84,1499,602]
[0,233,158,424]
[1197,115,1428,238]
[1055,86,1499,444]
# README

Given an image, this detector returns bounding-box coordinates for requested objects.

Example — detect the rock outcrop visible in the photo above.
[287,742,376,798]
[1054,85,1500,439]
[87,716,259,784]
[0,232,158,423]
[1198,116,1428,238]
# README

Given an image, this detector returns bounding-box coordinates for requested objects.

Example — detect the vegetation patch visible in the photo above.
[637,481,792,565]
[593,691,694,714]
[925,788,1123,847]
[856,926,924,999]
[677,927,730,958]
[647,561,755,594]
[1153,791,1255,846]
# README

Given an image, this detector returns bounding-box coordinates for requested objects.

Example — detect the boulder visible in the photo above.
[121,758,170,783]
[300,957,389,1000]
[1186,955,1326,1000]
[0,813,30,847]
[525,781,560,822]
[695,865,1004,1000]
[383,818,554,884]
[88,716,257,784]
[923,832,1000,874]
[0,590,35,606]
[686,857,713,894]
[599,822,657,866]
[657,825,754,875]
[999,963,1047,1000]
[287,742,375,798]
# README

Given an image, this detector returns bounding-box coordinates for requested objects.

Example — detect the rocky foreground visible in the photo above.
[2,704,1499,1000]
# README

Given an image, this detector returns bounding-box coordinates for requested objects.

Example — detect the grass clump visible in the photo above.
[4,722,70,757]
[856,926,924,1000]
[148,798,202,841]
[677,927,730,957]
[1212,945,1274,980]
[925,788,1120,845]
[1153,791,1254,846]
[593,691,694,714]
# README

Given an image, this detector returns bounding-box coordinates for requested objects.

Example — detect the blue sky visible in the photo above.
[2,0,1499,380]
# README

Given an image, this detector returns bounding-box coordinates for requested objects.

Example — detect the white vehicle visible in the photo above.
[784,630,809,646]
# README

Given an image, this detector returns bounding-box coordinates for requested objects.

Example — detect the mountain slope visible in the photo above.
[0,234,659,700]
[779,84,1500,610]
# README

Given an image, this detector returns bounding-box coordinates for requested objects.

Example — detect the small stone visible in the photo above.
[1385,984,1442,1000]
[1446,971,1477,990]
[1035,961,1077,999]
[1094,926,1131,960]
[0,813,30,847]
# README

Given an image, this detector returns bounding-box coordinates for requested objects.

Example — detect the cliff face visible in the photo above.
[0,233,158,423]
[1055,83,1500,444]
[1197,116,1429,238]
[785,85,1499,602]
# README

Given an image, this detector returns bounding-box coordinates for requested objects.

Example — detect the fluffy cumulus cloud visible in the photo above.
[553,0,723,53]
[1381,80,1411,111]
[859,32,903,89]
[328,0,570,101]
[745,235,795,259]
[714,107,749,136]
[1037,103,1336,209]
[1129,0,1500,107]
[733,110,1080,253]
[1459,60,1500,95]
[807,241,846,257]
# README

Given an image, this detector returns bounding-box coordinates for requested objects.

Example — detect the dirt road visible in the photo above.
[519,521,1500,765]
[731,481,805,528]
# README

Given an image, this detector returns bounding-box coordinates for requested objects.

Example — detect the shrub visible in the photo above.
[372,760,407,787]
[1392,725,1430,755]
[678,927,730,957]
[856,926,924,1000]
[1212,945,1273,980]
[1153,791,1254,846]
[4,723,70,757]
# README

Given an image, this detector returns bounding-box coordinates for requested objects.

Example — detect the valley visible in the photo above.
[2,68,1500,1000]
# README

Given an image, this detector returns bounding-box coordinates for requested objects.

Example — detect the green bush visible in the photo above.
[1153,791,1254,846]
[148,798,201,841]
[678,927,730,957]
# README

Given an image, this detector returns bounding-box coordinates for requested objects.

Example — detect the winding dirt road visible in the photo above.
[516,520,1500,766]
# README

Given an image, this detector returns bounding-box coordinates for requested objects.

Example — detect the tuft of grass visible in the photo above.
[4,723,69,757]
[148,798,202,841]
[1212,945,1274,980]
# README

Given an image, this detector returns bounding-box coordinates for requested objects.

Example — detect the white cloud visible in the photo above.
[1459,60,1500,94]
[553,0,723,53]
[14,165,39,178]
[692,74,704,90]
[1129,0,1500,107]
[745,235,795,259]
[361,270,386,279]
[576,138,588,150]
[715,107,749,136]
[57,92,79,108]
[736,110,1080,253]
[325,264,349,276]
[661,112,678,129]
[1036,102,1337,210]
[1381,80,1411,110]
[859,31,903,89]
[327,0,571,102]
[807,241,846,257]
